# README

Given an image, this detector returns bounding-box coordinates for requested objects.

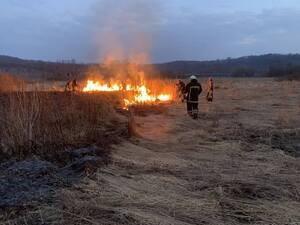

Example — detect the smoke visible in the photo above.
[91,0,162,64]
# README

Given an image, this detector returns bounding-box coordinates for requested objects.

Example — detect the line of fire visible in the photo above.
[64,63,176,110]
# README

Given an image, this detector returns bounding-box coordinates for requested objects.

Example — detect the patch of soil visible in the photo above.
[0,145,111,222]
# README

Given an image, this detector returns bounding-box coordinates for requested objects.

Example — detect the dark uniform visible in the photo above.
[185,79,202,119]
[65,79,78,92]
[65,80,72,92]
[71,79,78,92]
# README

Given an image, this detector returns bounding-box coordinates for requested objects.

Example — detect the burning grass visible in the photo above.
[0,75,177,162]
[81,78,176,109]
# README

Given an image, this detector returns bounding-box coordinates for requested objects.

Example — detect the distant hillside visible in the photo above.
[0,55,86,81]
[154,54,300,77]
[1,54,300,80]
[0,55,25,65]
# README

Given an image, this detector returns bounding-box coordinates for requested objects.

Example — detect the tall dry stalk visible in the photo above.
[0,91,126,160]
[1,92,40,158]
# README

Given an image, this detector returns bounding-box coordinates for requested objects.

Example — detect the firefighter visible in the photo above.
[65,80,72,92]
[206,77,214,102]
[176,80,186,102]
[65,73,72,92]
[65,78,78,92]
[184,75,202,119]
[71,78,78,92]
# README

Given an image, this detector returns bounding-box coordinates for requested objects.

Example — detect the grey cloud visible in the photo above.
[149,8,300,62]
[1,1,300,62]
[0,1,95,61]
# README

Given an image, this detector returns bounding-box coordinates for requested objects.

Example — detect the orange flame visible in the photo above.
[82,79,172,109]
[83,80,122,92]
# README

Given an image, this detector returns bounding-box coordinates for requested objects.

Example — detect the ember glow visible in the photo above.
[82,80,172,108]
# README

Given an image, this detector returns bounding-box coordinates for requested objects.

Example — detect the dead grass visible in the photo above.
[43,78,299,225]
[1,78,299,225]
[0,73,26,92]
[0,91,128,162]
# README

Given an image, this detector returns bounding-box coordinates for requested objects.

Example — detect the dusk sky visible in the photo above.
[1,0,300,63]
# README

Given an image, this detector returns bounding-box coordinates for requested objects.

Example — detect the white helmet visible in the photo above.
[190,75,197,80]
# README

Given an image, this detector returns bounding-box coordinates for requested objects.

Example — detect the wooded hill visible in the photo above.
[1,54,300,80]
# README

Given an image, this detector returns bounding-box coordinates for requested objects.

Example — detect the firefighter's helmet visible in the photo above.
[190,75,197,80]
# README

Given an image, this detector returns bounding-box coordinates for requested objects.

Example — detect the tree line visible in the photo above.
[1,54,300,80]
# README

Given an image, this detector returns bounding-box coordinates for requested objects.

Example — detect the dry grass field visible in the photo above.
[1,78,300,225]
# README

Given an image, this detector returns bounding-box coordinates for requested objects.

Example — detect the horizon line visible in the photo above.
[1,53,300,65]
